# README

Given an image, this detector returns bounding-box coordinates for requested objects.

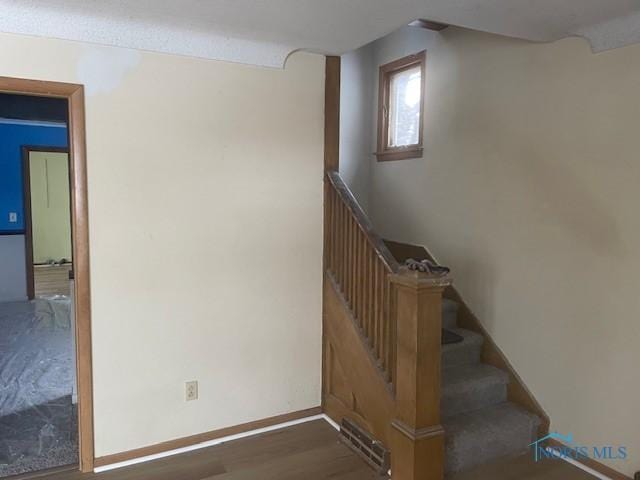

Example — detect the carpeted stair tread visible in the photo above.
[434,286,538,474]
[443,402,541,473]
[442,328,483,368]
[442,364,509,417]
[442,299,459,330]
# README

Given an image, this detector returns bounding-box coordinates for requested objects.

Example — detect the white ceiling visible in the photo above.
[0,0,638,67]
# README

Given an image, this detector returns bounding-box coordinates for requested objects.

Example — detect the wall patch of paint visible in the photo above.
[77,47,140,96]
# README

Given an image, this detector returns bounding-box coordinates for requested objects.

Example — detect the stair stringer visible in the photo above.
[322,272,395,447]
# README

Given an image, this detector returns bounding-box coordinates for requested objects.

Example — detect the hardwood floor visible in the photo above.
[30,420,378,480]
[14,419,596,480]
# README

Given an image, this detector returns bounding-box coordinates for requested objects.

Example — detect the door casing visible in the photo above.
[0,76,95,472]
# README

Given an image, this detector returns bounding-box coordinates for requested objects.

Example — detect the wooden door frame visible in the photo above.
[0,76,95,472]
[21,145,71,301]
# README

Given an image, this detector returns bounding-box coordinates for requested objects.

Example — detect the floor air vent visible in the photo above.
[339,418,390,475]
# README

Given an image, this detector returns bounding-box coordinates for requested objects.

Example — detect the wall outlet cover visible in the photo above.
[185,381,198,401]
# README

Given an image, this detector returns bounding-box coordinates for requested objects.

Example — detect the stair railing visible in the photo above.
[325,171,451,480]
[326,171,400,384]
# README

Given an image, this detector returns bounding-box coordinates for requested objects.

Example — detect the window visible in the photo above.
[376,51,425,161]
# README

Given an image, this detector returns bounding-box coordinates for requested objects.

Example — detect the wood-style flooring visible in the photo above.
[448,451,596,480]
[13,420,597,480]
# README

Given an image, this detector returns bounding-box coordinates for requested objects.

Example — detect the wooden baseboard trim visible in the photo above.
[94,406,323,469]
[546,439,632,480]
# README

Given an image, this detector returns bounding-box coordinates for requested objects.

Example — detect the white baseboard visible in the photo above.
[545,447,613,480]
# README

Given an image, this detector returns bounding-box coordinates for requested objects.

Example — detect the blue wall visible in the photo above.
[0,122,68,232]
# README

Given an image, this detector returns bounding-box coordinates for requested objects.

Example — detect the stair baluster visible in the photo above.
[325,172,400,384]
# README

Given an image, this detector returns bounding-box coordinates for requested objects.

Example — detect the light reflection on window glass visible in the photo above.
[388,65,421,147]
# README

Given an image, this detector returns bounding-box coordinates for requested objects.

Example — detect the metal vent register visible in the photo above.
[339,418,390,475]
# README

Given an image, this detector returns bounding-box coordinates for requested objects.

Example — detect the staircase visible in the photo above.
[322,171,547,479]
[440,298,541,472]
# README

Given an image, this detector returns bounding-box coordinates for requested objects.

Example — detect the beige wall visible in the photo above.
[0,33,324,457]
[342,26,640,476]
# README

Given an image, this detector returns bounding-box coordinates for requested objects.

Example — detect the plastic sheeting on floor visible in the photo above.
[0,297,78,477]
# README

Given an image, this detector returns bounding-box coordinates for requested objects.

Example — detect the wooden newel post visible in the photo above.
[389,267,452,480]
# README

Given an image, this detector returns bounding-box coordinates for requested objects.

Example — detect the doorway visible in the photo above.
[0,79,93,475]
[22,147,73,300]
[0,100,77,478]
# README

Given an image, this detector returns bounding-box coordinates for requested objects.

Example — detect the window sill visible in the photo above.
[375,147,423,162]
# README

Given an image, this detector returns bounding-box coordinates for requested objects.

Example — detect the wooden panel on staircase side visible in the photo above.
[326,343,354,409]
[322,273,395,445]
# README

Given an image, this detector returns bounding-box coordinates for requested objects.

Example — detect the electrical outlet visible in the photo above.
[8,212,17,223]
[185,381,198,401]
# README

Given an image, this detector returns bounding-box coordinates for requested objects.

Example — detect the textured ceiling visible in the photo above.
[0,0,638,67]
